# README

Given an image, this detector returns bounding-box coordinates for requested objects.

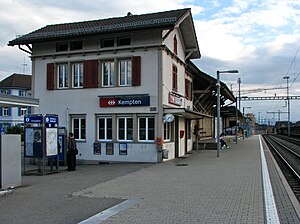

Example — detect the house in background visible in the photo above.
[8,8,224,163]
[0,73,32,130]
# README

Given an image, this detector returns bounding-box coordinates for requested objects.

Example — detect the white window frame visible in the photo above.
[71,116,86,141]
[20,108,27,116]
[19,90,26,97]
[117,117,133,141]
[164,122,172,142]
[138,117,155,142]
[2,108,9,116]
[57,64,69,89]
[119,59,132,86]
[102,61,115,87]
[1,90,10,95]
[72,63,83,88]
[97,117,112,141]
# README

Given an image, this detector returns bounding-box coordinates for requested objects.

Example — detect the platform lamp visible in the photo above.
[243,106,251,139]
[217,70,239,157]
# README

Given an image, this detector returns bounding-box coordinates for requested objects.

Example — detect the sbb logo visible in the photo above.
[108,100,116,105]
[100,98,117,107]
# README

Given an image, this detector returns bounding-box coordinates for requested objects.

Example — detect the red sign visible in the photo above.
[99,95,150,107]
[99,98,117,107]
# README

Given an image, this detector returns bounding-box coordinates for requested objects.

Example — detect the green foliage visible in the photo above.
[6,125,23,134]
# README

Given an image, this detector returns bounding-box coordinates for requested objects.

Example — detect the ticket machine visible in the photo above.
[24,114,59,175]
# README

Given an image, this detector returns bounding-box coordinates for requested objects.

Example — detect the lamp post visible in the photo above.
[243,106,251,139]
[217,70,239,157]
[283,76,290,136]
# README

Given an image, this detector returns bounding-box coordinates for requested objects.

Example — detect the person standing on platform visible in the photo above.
[67,132,77,171]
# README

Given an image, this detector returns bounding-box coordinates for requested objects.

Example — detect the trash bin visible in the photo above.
[162,149,169,159]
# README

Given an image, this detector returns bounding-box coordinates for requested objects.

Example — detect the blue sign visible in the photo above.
[24,115,43,124]
[45,115,58,124]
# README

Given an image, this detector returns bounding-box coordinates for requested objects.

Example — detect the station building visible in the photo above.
[8,8,236,163]
[0,74,33,130]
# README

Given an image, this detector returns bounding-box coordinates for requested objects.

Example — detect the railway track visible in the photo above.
[263,134,300,202]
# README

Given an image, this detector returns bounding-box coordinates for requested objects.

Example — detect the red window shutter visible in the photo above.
[47,63,55,90]
[132,56,141,86]
[185,79,192,100]
[84,60,98,88]
[172,65,178,91]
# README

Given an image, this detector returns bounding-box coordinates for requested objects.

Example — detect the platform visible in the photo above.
[1,135,300,223]
[75,135,300,223]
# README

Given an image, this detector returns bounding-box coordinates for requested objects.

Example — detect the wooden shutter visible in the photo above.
[185,79,192,100]
[83,60,98,88]
[172,65,178,91]
[47,63,55,90]
[132,56,141,86]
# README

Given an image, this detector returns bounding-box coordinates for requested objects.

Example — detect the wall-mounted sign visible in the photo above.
[100,95,150,107]
[25,115,43,124]
[169,92,183,106]
[45,115,58,124]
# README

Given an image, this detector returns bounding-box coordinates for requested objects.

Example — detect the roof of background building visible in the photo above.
[0,73,31,90]
[8,8,192,46]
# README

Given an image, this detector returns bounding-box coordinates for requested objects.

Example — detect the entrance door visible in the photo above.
[174,116,179,158]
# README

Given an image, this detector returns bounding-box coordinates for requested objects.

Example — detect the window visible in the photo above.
[1,90,10,95]
[20,107,27,116]
[72,117,86,140]
[185,79,192,100]
[139,117,155,141]
[101,38,114,48]
[2,108,9,116]
[19,90,26,97]
[118,117,133,141]
[57,64,69,88]
[172,65,178,91]
[70,41,82,51]
[173,35,178,55]
[119,60,132,86]
[97,117,112,141]
[164,122,172,141]
[72,63,83,88]
[102,61,115,87]
[56,43,68,52]
[117,37,131,46]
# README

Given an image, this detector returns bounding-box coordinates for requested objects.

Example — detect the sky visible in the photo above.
[1,0,300,123]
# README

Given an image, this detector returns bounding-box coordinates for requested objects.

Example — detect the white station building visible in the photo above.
[8,8,214,163]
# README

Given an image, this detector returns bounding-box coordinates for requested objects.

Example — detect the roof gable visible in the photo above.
[8,8,192,46]
[0,74,31,90]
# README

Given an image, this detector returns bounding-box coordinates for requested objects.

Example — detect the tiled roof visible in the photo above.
[0,74,31,90]
[8,8,190,46]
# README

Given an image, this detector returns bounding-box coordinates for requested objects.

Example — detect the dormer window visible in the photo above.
[173,35,178,55]
[56,43,68,52]
[70,41,82,51]
[101,38,114,48]
[117,37,131,46]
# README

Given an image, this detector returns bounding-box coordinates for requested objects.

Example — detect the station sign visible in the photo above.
[45,115,58,124]
[169,92,183,106]
[100,95,150,107]
[24,115,43,124]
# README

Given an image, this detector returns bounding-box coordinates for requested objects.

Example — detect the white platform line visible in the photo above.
[78,198,140,224]
[259,135,280,224]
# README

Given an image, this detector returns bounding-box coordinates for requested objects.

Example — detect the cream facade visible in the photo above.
[9,9,204,163]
